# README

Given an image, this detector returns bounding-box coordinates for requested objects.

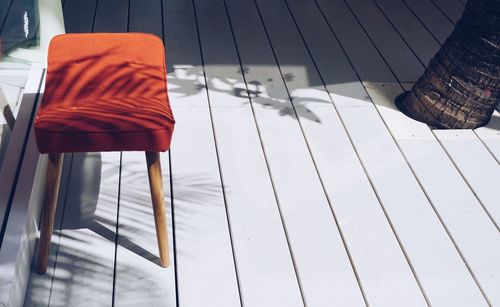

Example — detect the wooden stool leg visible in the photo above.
[145,151,170,267]
[37,153,64,274]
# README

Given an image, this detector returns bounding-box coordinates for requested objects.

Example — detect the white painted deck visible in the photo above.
[24,0,499,306]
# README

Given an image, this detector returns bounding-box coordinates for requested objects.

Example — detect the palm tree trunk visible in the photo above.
[396,0,500,129]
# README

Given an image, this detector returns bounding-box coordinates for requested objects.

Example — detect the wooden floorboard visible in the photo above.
[93,0,128,33]
[362,81,498,306]
[114,152,176,306]
[164,1,242,306]
[48,152,120,307]
[430,0,464,23]
[401,0,455,44]
[24,154,73,307]
[434,130,500,227]
[343,0,424,83]
[129,0,163,38]
[374,0,440,65]
[62,0,97,33]
[474,115,500,163]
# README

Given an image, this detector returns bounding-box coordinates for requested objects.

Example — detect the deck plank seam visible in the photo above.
[160,0,165,40]
[46,153,75,307]
[432,134,500,231]
[190,1,244,305]
[127,0,131,33]
[91,0,99,33]
[472,134,500,165]
[328,0,492,303]
[398,0,449,44]
[112,5,127,304]
[339,0,406,84]
[160,2,179,303]
[427,0,458,25]
[167,151,180,307]
[111,152,123,307]
[372,0,429,67]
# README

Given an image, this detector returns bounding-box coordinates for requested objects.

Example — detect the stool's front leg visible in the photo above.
[37,153,64,274]
[145,151,170,267]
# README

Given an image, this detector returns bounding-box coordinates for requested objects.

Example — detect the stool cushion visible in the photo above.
[34,33,175,153]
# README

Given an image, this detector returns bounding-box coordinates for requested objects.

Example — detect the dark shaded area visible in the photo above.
[0,0,38,55]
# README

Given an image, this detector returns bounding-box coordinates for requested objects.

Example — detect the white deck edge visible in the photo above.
[0,66,44,307]
[0,66,44,232]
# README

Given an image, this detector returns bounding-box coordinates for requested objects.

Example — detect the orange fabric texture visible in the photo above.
[34,33,175,153]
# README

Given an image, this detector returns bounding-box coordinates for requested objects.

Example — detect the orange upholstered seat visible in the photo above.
[34,33,175,153]
[34,33,174,274]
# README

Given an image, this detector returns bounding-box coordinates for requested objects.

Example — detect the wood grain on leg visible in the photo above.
[37,153,64,274]
[145,151,170,267]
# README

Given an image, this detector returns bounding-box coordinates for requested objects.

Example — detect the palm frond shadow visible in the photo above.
[39,153,222,262]
[26,242,116,307]
[26,229,166,307]
[167,65,327,123]
[26,151,225,305]
[120,156,226,261]
[42,48,171,134]
[57,153,170,265]
[169,171,225,245]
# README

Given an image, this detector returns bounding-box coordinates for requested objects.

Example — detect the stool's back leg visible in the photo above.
[145,151,170,267]
[37,153,64,274]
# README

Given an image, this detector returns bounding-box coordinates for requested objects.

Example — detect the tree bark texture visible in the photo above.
[396,0,500,129]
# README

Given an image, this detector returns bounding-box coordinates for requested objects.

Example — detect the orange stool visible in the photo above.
[34,33,175,274]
